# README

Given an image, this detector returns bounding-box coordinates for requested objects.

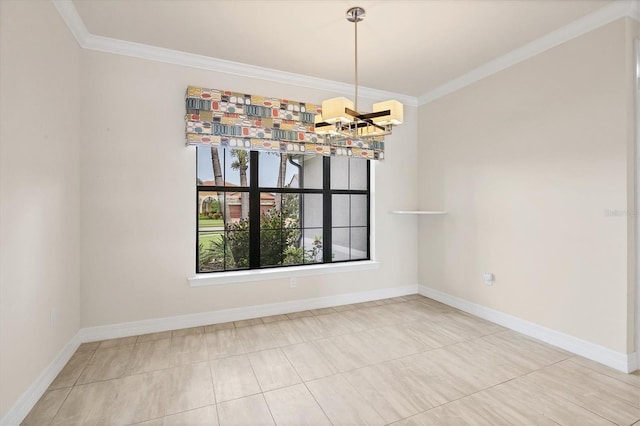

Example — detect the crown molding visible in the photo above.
[82,34,419,106]
[50,0,417,106]
[418,0,640,105]
[51,0,89,45]
[51,0,637,109]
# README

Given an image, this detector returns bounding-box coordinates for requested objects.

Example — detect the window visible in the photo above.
[196,147,370,273]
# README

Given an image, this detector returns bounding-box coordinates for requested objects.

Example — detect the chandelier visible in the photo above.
[314,6,403,144]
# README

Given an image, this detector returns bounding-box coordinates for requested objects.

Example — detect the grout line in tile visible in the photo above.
[245,351,266,397]
[45,387,74,426]
[524,366,633,426]
[66,351,96,390]
[259,392,278,426]
[337,370,392,423]
[206,355,217,419]
[126,413,165,426]
[387,358,569,426]
[564,355,640,389]
[213,390,264,406]
[215,398,221,426]
[203,334,222,426]
[301,379,335,426]
[535,359,640,423]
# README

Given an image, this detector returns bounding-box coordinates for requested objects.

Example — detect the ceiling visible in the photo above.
[72,0,615,98]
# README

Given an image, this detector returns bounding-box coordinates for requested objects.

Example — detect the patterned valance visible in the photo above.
[185,86,384,160]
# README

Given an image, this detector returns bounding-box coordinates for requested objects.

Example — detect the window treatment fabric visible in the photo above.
[185,86,384,160]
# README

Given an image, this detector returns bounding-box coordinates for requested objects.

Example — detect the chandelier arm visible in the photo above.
[355,109,392,120]
[344,108,387,131]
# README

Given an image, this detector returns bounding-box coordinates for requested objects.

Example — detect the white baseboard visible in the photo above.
[419,285,636,373]
[0,333,82,426]
[79,284,418,342]
[1,284,417,425]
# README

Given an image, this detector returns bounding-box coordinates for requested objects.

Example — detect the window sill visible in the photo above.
[189,261,380,287]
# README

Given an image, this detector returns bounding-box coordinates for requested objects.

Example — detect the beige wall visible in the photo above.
[418,18,637,354]
[626,19,639,356]
[3,0,635,418]
[0,0,81,418]
[78,51,419,327]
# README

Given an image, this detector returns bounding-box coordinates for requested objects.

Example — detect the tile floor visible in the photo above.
[23,295,640,425]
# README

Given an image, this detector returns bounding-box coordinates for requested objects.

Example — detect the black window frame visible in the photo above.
[196,149,370,273]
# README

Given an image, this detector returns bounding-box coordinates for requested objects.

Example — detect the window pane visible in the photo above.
[261,229,282,267]
[199,194,221,221]
[262,192,278,218]
[260,211,279,230]
[258,152,279,188]
[259,152,303,188]
[226,149,250,187]
[302,155,323,189]
[330,156,349,189]
[260,201,304,267]
[302,194,322,228]
[196,146,252,189]
[332,228,350,261]
[332,194,349,227]
[283,229,304,266]
[349,159,367,190]
[227,191,250,222]
[287,155,304,188]
[351,227,368,260]
[282,193,301,228]
[198,231,225,272]
[197,146,225,186]
[351,195,368,227]
[199,192,233,227]
[303,229,323,264]
[225,229,249,269]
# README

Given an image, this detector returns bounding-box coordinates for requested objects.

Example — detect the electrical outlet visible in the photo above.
[289,277,297,288]
[483,273,494,286]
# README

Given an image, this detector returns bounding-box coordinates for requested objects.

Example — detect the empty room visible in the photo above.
[1,0,639,424]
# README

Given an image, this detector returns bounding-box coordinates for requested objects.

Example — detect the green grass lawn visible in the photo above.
[198,218,224,228]
[199,232,223,246]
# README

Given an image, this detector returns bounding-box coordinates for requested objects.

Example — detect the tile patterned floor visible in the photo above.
[22,295,640,425]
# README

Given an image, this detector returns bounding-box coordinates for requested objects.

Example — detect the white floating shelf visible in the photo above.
[391,211,447,215]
